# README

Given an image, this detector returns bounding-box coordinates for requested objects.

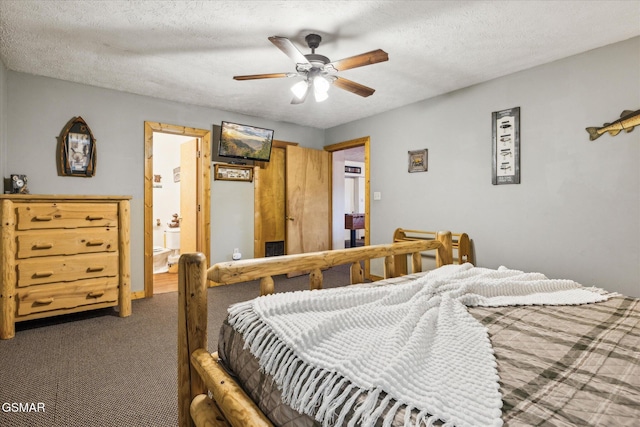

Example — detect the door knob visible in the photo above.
[285,216,294,221]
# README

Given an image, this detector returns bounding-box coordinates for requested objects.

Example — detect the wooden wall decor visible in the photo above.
[214,163,254,182]
[57,116,97,177]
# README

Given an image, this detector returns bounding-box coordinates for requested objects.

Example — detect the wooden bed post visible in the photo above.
[392,228,409,275]
[178,252,208,427]
[436,231,453,267]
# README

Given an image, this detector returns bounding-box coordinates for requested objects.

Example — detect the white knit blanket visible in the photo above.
[227,264,608,427]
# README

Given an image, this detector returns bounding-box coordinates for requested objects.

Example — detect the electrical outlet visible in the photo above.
[373,192,382,200]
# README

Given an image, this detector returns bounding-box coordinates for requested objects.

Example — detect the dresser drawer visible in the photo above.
[16,228,117,259]
[16,252,119,287]
[16,278,119,317]
[15,202,118,230]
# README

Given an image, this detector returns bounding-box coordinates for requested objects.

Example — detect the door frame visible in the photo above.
[324,136,371,279]
[143,121,211,298]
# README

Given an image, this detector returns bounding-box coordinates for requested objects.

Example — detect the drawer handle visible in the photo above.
[34,215,53,221]
[33,271,54,278]
[86,240,104,246]
[34,297,54,305]
[87,215,104,221]
[88,291,105,298]
[87,266,105,272]
[33,243,53,250]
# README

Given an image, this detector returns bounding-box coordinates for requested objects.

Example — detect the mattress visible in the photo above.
[218,273,640,426]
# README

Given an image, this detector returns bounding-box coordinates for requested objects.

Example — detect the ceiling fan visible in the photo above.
[233,34,389,104]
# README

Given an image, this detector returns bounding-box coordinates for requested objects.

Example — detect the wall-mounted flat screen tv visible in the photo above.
[218,121,274,162]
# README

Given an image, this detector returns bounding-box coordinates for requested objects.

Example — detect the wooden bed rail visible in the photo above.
[178,232,453,427]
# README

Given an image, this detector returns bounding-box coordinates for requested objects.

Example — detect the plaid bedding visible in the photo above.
[218,273,640,426]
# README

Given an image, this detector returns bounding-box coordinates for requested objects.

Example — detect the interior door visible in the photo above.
[254,146,286,258]
[285,145,331,256]
[180,138,199,254]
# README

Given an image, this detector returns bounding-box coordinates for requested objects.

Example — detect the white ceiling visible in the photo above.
[1,1,638,130]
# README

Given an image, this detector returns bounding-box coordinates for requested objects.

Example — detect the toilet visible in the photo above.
[165,228,181,272]
[153,246,172,274]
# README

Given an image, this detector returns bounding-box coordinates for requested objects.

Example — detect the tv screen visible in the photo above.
[218,121,274,162]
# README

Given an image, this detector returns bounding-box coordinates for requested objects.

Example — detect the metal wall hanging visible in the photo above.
[57,116,96,177]
[492,107,520,185]
[585,109,640,140]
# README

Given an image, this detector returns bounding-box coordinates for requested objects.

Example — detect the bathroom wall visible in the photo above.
[152,132,192,248]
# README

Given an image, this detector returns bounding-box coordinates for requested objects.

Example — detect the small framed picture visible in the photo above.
[408,149,428,173]
[214,163,254,182]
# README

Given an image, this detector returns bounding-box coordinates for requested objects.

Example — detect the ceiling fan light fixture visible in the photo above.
[314,87,329,102]
[313,75,331,93]
[291,80,309,100]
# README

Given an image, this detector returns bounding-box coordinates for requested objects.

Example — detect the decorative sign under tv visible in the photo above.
[492,107,520,185]
[218,121,274,163]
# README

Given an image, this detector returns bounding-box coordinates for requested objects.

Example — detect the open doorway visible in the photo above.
[325,136,371,277]
[143,122,211,297]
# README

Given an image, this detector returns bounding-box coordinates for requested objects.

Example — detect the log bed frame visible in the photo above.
[178,231,454,427]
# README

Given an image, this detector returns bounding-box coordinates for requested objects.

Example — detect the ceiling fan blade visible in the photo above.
[269,36,310,65]
[333,77,376,97]
[233,73,294,80]
[329,49,389,71]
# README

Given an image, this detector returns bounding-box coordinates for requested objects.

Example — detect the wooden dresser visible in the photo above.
[0,195,131,339]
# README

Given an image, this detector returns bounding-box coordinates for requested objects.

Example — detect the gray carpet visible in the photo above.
[0,264,352,426]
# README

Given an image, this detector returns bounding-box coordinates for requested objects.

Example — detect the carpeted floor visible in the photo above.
[0,264,352,426]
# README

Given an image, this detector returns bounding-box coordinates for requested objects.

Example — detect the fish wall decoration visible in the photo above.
[586,109,640,140]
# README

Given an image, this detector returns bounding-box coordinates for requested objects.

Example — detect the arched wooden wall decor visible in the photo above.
[57,116,97,177]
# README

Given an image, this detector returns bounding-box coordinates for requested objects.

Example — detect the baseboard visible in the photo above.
[131,290,146,300]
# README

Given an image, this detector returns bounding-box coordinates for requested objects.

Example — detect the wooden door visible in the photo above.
[285,145,331,256]
[180,138,198,254]
[254,146,286,258]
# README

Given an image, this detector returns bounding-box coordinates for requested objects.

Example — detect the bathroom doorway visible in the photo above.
[143,122,211,297]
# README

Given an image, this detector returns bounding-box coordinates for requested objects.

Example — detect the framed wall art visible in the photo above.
[57,116,97,177]
[408,149,428,173]
[214,163,254,182]
[492,107,520,185]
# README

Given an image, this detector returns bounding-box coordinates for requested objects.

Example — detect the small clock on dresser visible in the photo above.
[10,174,28,194]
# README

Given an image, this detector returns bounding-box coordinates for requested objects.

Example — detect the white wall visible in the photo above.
[326,37,640,297]
[5,73,325,292]
[4,38,639,297]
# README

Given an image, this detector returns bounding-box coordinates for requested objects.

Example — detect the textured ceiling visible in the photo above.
[0,1,639,129]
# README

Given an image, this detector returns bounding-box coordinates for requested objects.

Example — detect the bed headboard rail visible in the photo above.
[393,228,473,270]
[208,231,452,294]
